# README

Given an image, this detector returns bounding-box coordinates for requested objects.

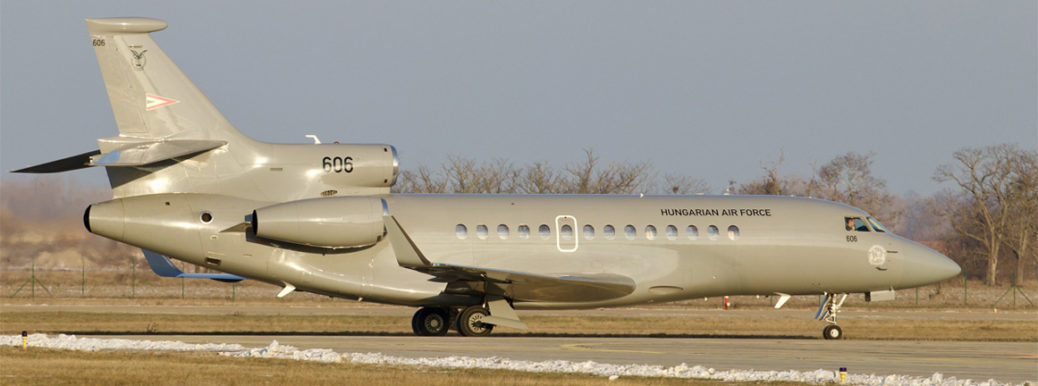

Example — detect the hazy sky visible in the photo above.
[2,1,1035,195]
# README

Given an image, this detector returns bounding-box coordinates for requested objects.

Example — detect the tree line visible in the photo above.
[393,144,1037,286]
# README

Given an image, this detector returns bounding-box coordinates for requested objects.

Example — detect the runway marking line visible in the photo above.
[560,343,664,355]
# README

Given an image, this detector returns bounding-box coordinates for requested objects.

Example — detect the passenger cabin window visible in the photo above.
[604,225,616,240]
[497,224,509,239]
[583,225,595,240]
[560,224,574,240]
[687,225,699,240]
[624,225,636,240]
[476,224,489,239]
[845,217,870,232]
[518,225,530,239]
[867,217,888,233]
[538,224,551,239]
[665,225,678,240]
[645,225,657,240]
[727,225,740,240]
[707,225,719,240]
[456,224,468,239]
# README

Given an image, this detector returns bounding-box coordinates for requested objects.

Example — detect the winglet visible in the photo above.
[385,215,432,268]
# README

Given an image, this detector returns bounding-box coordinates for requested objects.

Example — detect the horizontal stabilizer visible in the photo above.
[12,140,225,174]
[92,139,226,166]
[142,249,245,283]
[11,150,101,173]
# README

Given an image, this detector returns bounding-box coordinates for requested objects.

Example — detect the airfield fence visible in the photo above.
[1,265,1035,309]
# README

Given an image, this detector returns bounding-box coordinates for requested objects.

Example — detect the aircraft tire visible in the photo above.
[412,307,449,336]
[822,324,843,340]
[457,306,493,337]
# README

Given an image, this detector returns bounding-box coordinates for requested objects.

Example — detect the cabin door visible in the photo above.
[555,215,578,253]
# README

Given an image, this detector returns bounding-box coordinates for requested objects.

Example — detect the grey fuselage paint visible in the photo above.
[85,193,958,309]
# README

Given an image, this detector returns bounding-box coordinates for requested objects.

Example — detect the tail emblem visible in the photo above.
[130,48,148,70]
[145,94,178,110]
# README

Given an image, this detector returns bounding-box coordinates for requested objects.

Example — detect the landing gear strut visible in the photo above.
[815,293,847,340]
[411,307,450,336]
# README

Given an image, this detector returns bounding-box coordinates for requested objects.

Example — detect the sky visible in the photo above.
[2,1,1035,196]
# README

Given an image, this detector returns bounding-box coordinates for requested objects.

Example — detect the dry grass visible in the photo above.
[2,311,1034,341]
[0,346,805,386]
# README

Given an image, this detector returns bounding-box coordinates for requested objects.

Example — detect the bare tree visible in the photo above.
[738,152,808,196]
[930,191,987,279]
[808,152,898,223]
[517,162,563,194]
[933,144,1027,286]
[392,166,448,193]
[441,156,519,194]
[1003,149,1038,284]
[659,174,710,195]
[562,149,652,194]
[396,149,691,196]
[890,192,948,241]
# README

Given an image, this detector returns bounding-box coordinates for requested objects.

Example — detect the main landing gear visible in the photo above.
[411,305,495,337]
[411,307,450,336]
[815,293,847,340]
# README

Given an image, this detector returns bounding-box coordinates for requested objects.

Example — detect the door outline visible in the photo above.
[555,215,578,253]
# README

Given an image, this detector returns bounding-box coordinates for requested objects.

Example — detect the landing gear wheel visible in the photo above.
[411,307,449,336]
[457,306,493,337]
[822,324,843,340]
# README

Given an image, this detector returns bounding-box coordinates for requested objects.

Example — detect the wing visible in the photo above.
[384,216,636,303]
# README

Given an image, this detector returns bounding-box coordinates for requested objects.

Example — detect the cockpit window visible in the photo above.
[844,217,870,232]
[867,217,888,233]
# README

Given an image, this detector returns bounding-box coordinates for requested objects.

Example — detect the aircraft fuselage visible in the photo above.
[86,193,956,309]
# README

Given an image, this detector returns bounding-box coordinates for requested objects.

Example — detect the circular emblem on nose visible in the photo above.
[868,245,887,266]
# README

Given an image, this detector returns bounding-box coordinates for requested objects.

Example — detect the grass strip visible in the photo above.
[2,311,1034,341]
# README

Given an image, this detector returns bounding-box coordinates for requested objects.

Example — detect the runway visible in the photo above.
[101,334,1037,383]
[10,303,1035,382]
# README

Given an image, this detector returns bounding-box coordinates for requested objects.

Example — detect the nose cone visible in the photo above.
[902,241,961,286]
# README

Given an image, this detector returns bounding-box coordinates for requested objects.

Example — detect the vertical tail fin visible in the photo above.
[86,18,245,142]
[18,18,396,202]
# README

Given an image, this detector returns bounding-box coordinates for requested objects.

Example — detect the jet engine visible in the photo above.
[251,197,387,249]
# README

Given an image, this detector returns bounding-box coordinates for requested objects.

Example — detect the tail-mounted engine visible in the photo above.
[251,196,388,249]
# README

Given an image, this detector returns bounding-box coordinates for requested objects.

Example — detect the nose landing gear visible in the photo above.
[823,324,843,340]
[816,293,847,340]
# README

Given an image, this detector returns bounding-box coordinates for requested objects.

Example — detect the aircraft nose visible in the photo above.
[902,242,961,286]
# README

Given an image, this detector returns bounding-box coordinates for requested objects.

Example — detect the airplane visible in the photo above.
[14,17,961,339]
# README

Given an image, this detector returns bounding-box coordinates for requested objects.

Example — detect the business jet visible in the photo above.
[15,18,960,339]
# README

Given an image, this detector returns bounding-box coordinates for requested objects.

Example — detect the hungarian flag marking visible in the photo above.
[145,94,179,110]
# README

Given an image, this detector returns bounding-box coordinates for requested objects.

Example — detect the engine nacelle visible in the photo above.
[251,196,387,249]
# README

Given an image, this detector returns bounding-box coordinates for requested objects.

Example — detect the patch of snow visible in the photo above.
[0,334,1015,386]
[0,333,244,352]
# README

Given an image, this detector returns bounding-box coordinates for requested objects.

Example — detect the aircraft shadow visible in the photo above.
[61,330,814,340]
